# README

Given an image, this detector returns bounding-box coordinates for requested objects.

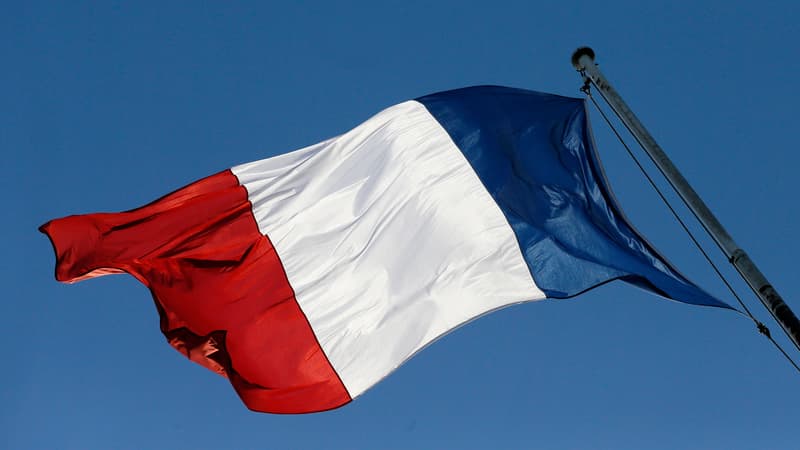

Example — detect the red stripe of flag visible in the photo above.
[39,170,351,413]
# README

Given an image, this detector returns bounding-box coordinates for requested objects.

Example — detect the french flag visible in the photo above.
[40,86,729,414]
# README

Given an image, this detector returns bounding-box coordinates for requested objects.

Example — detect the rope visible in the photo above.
[582,81,800,374]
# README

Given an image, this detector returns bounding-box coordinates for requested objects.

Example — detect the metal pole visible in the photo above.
[571,47,800,352]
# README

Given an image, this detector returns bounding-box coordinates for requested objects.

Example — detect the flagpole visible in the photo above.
[571,47,800,352]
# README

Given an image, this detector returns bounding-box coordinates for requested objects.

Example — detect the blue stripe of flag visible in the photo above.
[417,85,730,309]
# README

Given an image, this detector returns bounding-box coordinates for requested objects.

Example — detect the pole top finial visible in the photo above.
[571,47,595,70]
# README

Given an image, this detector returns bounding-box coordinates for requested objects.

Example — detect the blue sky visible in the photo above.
[3,1,799,449]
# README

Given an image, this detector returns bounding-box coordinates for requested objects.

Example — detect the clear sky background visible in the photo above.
[3,2,799,449]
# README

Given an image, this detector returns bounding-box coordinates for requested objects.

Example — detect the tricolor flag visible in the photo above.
[41,86,730,414]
